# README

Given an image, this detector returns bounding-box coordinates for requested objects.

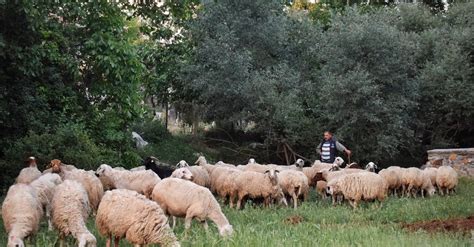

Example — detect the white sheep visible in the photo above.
[177,160,189,168]
[401,167,423,197]
[378,168,401,196]
[436,166,458,195]
[96,164,160,198]
[210,167,242,207]
[29,173,63,230]
[96,189,179,247]
[302,162,338,188]
[172,165,210,188]
[152,178,233,237]
[326,172,388,209]
[130,165,145,171]
[51,179,96,247]
[419,172,436,198]
[234,169,287,209]
[15,156,41,184]
[422,167,438,186]
[2,184,43,247]
[278,169,309,209]
[62,168,104,213]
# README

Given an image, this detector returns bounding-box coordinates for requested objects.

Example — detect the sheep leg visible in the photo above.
[59,235,65,247]
[201,220,209,231]
[331,195,336,206]
[114,236,120,247]
[172,216,177,228]
[105,235,112,247]
[184,215,193,230]
[438,186,444,196]
[291,192,298,210]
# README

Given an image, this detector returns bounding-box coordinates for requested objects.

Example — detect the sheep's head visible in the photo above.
[329,164,340,171]
[425,183,436,197]
[7,235,24,247]
[96,164,112,177]
[334,157,344,167]
[219,224,234,237]
[264,169,279,183]
[48,159,62,173]
[295,159,304,168]
[195,156,207,166]
[248,158,256,164]
[143,156,159,168]
[365,162,378,172]
[171,168,194,181]
[176,160,189,168]
[215,161,225,166]
[77,232,96,247]
[26,156,37,168]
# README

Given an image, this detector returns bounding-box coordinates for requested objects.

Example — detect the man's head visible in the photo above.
[323,131,333,141]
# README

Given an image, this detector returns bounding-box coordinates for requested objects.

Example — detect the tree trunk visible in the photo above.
[164,102,169,130]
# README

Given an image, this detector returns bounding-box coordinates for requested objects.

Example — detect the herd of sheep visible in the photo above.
[2,155,459,247]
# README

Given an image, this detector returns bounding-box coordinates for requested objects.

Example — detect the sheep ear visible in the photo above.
[264,170,270,174]
[275,170,280,173]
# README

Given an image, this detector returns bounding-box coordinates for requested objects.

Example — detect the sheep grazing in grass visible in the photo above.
[96,189,180,247]
[234,169,287,209]
[143,156,175,178]
[278,170,309,209]
[401,167,423,197]
[378,168,401,196]
[61,168,104,213]
[96,164,160,198]
[326,172,388,209]
[51,180,96,247]
[29,173,63,230]
[422,167,438,187]
[15,156,42,184]
[436,166,458,195]
[365,162,378,172]
[2,184,43,247]
[420,173,436,198]
[152,178,233,237]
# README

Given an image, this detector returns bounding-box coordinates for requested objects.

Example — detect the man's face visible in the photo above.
[324,132,332,141]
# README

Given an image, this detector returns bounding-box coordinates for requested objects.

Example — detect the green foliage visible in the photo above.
[1,178,473,245]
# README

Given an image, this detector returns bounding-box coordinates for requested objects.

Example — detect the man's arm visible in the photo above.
[336,141,351,156]
[316,142,322,154]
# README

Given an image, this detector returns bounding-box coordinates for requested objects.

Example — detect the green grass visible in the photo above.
[1,178,473,246]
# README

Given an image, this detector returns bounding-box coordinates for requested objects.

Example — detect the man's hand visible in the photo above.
[345,149,352,156]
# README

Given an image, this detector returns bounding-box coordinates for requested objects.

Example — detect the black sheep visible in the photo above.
[143,156,175,178]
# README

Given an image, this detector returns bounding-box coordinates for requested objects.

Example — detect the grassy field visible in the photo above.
[1,178,473,246]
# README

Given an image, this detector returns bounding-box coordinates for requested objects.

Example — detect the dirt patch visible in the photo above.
[284,215,304,225]
[402,216,474,235]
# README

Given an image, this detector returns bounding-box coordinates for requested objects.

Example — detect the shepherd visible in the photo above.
[316,130,351,163]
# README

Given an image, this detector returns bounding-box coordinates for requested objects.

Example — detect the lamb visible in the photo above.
[96,164,160,198]
[2,184,43,247]
[316,180,328,199]
[278,169,309,209]
[365,162,378,172]
[436,166,458,195]
[234,169,287,209]
[51,180,96,247]
[152,178,233,237]
[378,168,401,196]
[419,172,436,198]
[29,173,63,230]
[326,172,388,209]
[172,164,211,188]
[62,168,104,213]
[96,189,179,247]
[15,156,42,184]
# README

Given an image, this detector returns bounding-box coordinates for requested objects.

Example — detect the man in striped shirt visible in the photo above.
[316,131,351,163]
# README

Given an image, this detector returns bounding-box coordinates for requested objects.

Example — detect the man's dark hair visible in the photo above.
[324,130,333,135]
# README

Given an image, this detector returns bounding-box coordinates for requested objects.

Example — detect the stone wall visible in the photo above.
[426,148,474,176]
